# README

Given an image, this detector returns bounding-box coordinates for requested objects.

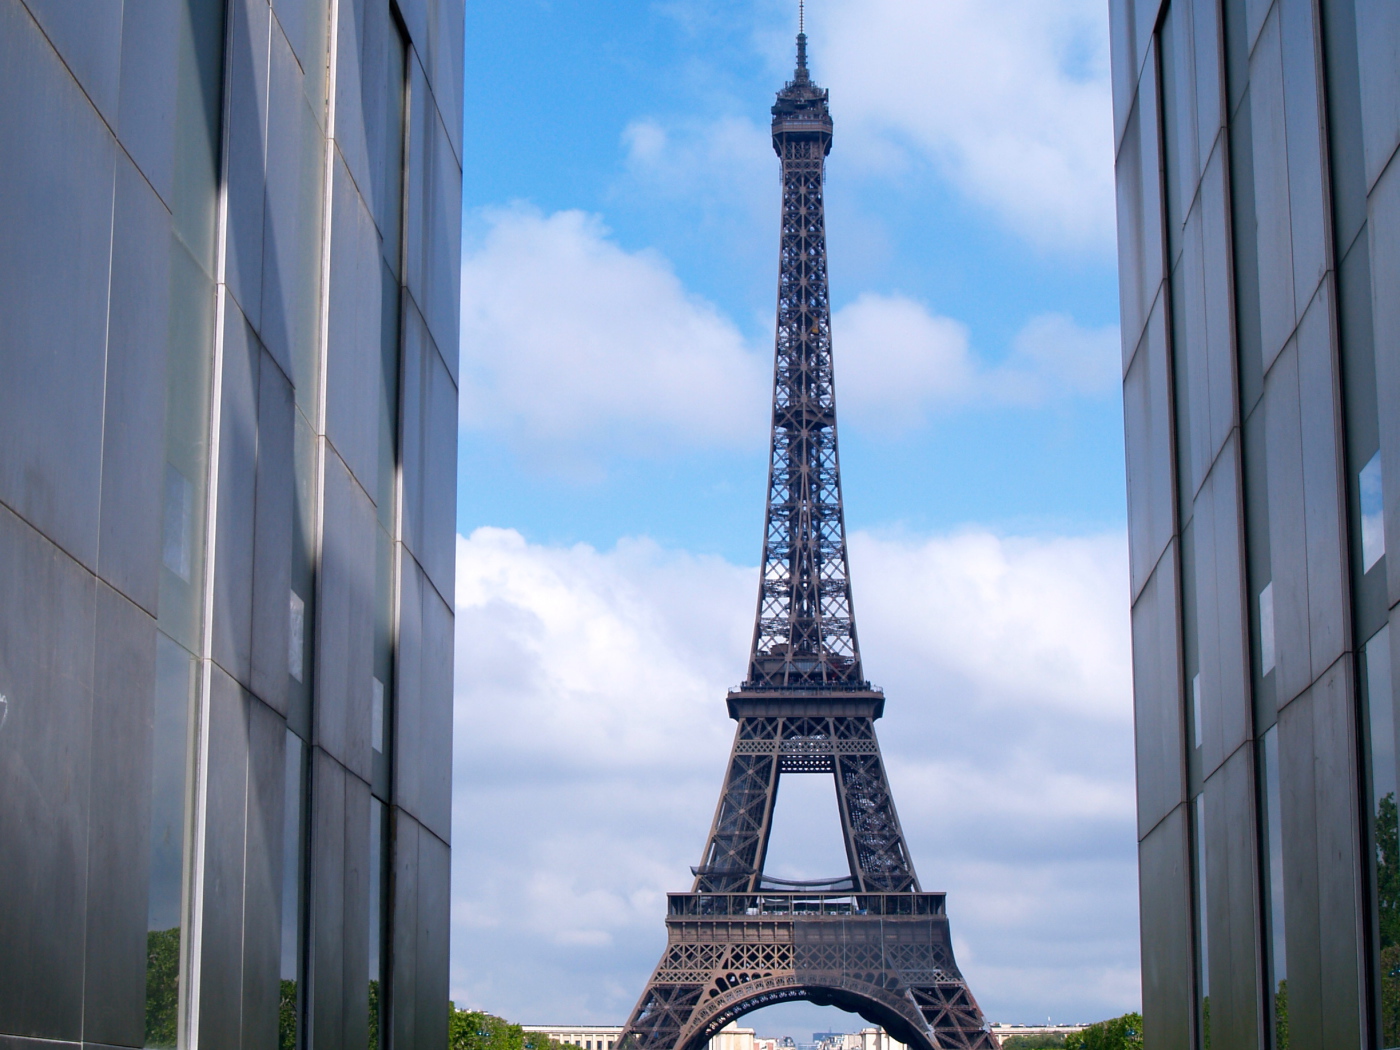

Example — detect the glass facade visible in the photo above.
[1113,0,1400,1047]
[0,0,460,1046]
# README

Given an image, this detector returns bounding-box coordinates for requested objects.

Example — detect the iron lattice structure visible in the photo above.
[618,31,996,1050]
[749,30,858,692]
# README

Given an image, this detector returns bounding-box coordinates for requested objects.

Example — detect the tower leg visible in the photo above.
[693,719,781,893]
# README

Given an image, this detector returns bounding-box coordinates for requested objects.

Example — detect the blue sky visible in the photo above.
[451,0,1138,1033]
[456,0,1126,559]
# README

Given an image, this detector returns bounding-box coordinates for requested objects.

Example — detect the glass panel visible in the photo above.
[1182,521,1202,795]
[377,261,401,532]
[145,0,224,1040]
[377,20,407,277]
[289,590,306,683]
[162,465,194,581]
[1362,452,1386,573]
[372,677,385,754]
[1366,626,1399,1047]
[1193,673,1204,749]
[288,101,328,421]
[170,0,226,269]
[1193,792,1210,1049]
[280,731,308,1050]
[158,242,216,653]
[1260,725,1287,1048]
[372,520,394,797]
[1260,583,1276,676]
[146,635,197,1048]
[369,21,406,800]
[368,799,387,1050]
[289,412,318,737]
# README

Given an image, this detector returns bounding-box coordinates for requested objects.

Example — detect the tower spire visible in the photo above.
[795,0,808,78]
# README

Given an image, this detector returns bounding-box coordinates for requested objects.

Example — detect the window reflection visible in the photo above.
[1259,583,1276,676]
[162,465,193,582]
[289,591,306,684]
[1362,452,1385,573]
[372,677,385,755]
[146,635,196,1048]
[1192,673,1203,750]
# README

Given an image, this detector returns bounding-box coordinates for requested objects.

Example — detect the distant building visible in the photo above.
[522,1023,911,1050]
[987,1024,1087,1043]
[816,1028,911,1050]
[1111,0,1400,1047]
[523,1025,624,1050]
[0,0,460,1047]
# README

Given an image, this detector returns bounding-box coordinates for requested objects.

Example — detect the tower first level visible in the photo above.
[618,705,996,1050]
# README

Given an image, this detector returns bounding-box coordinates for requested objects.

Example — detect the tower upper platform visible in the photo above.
[771,33,833,154]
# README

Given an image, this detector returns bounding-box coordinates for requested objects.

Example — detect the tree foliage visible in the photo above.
[1062,1013,1143,1050]
[280,980,298,1050]
[146,927,182,1048]
[449,1007,575,1050]
[1000,1034,1066,1049]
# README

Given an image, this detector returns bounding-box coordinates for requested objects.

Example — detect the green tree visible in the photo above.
[1063,1013,1142,1050]
[450,1008,525,1050]
[447,1007,577,1050]
[146,927,182,1048]
[1274,980,1288,1050]
[1000,1034,1066,1049]
[280,980,298,1050]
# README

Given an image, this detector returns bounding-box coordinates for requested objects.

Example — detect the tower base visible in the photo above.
[620,892,997,1050]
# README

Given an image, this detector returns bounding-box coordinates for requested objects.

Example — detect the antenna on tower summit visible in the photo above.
[795,0,808,75]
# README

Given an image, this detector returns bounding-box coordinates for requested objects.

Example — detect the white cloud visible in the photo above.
[458,206,769,461]
[622,116,773,207]
[998,312,1123,401]
[811,0,1115,250]
[834,294,976,426]
[459,212,1118,455]
[451,525,1139,1026]
[833,293,1120,430]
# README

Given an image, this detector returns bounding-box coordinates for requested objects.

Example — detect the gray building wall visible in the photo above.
[1112,0,1400,1047]
[0,0,460,1046]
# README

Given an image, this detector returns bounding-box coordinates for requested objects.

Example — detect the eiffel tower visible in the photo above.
[616,18,997,1050]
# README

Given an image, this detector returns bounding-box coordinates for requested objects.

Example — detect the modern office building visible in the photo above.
[0,0,460,1047]
[1112,0,1400,1047]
